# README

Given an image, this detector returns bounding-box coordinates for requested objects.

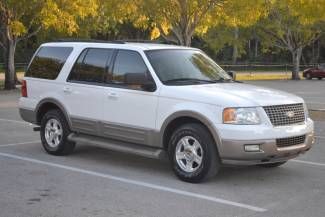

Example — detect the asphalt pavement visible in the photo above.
[0,81,324,217]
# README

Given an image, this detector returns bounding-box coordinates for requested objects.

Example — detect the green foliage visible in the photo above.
[1,0,98,39]
[255,0,325,79]
[258,0,325,52]
[0,0,99,89]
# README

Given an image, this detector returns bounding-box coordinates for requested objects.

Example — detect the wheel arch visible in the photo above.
[35,98,71,128]
[160,111,222,152]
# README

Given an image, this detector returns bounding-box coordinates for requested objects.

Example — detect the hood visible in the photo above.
[161,82,304,107]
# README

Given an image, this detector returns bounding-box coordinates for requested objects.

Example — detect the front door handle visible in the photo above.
[63,87,72,94]
[108,92,118,99]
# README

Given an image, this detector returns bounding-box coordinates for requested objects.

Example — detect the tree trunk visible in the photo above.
[248,39,251,60]
[232,27,239,65]
[291,47,302,80]
[254,38,258,60]
[183,34,191,47]
[316,39,320,63]
[4,39,16,90]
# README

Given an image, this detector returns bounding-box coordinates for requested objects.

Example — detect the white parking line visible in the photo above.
[0,152,266,212]
[296,92,319,95]
[306,101,325,105]
[0,118,32,125]
[292,159,325,167]
[0,141,40,147]
[315,136,325,140]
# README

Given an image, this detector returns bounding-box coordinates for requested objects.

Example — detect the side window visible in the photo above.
[26,46,73,79]
[112,50,150,90]
[68,48,113,83]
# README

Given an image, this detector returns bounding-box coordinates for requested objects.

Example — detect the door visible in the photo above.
[102,50,159,146]
[63,48,114,135]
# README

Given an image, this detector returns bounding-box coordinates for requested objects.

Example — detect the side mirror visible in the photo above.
[124,72,156,92]
[227,71,236,80]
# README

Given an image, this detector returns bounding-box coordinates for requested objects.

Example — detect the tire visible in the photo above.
[168,123,220,183]
[305,73,312,80]
[258,161,287,168]
[318,77,323,80]
[40,109,75,155]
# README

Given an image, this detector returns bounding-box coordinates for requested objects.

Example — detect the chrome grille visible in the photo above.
[263,103,305,126]
[276,135,306,147]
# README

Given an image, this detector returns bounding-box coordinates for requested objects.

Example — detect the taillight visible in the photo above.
[21,80,27,97]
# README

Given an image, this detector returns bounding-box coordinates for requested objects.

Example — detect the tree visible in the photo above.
[0,0,97,89]
[258,0,325,80]
[204,0,267,63]
[91,0,153,41]
[138,0,223,46]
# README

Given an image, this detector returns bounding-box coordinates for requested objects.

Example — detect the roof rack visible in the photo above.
[53,38,172,45]
[119,39,166,44]
[54,38,125,44]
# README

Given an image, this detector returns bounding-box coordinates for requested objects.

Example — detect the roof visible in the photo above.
[41,41,195,51]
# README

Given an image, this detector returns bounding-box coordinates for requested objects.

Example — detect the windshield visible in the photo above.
[145,49,232,85]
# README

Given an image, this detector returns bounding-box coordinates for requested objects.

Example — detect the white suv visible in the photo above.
[19,41,314,183]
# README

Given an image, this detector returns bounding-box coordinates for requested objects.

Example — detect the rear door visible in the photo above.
[102,49,159,146]
[63,48,113,135]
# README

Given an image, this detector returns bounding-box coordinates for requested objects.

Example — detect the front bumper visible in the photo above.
[215,119,315,165]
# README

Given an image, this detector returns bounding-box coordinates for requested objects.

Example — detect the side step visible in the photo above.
[68,133,167,160]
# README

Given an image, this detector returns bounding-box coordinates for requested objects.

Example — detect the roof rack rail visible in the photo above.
[119,39,166,44]
[54,38,125,44]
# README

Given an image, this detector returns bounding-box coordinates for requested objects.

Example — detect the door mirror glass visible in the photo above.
[227,71,236,80]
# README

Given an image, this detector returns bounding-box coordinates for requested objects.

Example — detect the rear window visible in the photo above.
[26,46,73,79]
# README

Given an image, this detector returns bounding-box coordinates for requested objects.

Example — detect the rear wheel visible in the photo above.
[258,161,287,168]
[40,109,75,155]
[168,123,220,183]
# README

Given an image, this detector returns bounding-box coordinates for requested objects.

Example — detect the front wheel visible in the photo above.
[258,161,287,168]
[168,123,220,183]
[318,77,323,80]
[305,73,312,80]
[40,109,75,155]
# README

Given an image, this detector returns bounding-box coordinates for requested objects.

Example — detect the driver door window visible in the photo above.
[112,50,150,90]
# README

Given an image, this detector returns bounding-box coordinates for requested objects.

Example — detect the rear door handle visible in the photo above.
[108,92,118,99]
[63,87,72,94]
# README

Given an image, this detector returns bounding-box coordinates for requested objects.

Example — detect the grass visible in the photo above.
[235,72,304,81]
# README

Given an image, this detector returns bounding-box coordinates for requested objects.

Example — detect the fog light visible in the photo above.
[311,131,316,144]
[244,144,261,152]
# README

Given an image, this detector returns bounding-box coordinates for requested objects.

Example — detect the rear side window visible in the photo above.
[26,46,73,79]
[68,48,113,83]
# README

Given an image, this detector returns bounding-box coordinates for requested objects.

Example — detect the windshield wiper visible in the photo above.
[164,78,217,84]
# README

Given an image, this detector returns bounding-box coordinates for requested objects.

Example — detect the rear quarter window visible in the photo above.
[25,46,73,80]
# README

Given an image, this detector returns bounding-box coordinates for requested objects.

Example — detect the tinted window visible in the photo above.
[146,49,231,85]
[112,50,149,89]
[26,46,72,79]
[319,64,325,70]
[68,48,113,83]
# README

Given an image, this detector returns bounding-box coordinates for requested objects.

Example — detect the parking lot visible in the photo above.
[0,80,324,217]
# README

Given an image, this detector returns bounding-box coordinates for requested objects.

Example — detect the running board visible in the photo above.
[68,133,166,160]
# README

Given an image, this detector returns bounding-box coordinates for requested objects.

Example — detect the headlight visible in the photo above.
[223,107,261,125]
